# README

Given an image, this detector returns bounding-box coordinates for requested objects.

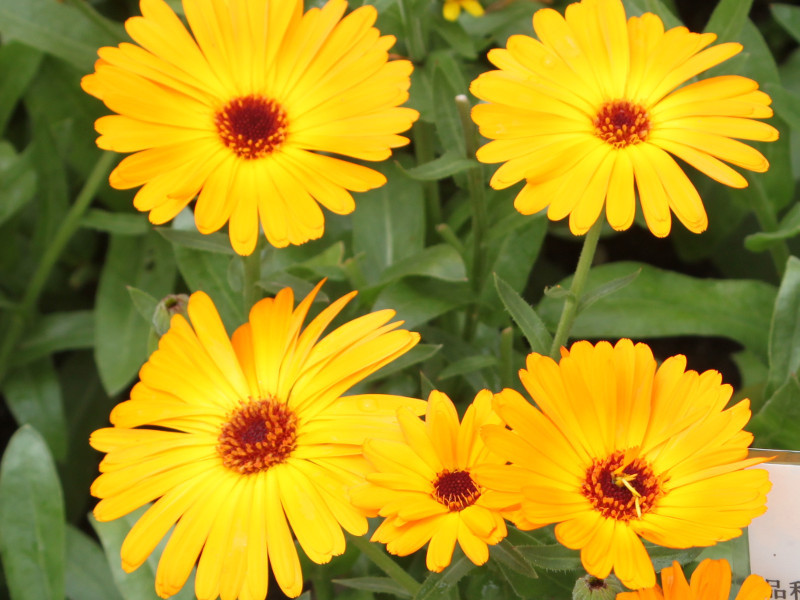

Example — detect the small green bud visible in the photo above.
[572,574,623,600]
[152,294,190,335]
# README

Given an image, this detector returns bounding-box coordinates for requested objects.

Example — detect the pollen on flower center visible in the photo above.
[433,469,481,512]
[594,100,650,149]
[582,450,661,521]
[217,399,298,474]
[215,95,288,160]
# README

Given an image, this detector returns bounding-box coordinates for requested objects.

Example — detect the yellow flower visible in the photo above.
[470,0,778,238]
[82,0,418,255]
[89,283,423,600]
[443,0,484,21]
[474,339,770,590]
[350,390,508,572]
[617,559,771,600]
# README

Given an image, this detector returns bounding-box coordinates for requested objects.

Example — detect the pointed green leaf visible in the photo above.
[399,150,478,181]
[12,311,94,367]
[577,268,641,314]
[333,577,413,598]
[765,256,800,397]
[65,525,123,600]
[415,556,475,600]
[494,273,553,355]
[771,4,800,43]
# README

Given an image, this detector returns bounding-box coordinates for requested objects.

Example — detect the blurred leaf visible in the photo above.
[537,262,776,362]
[65,525,123,600]
[12,310,94,366]
[704,0,753,41]
[156,227,236,255]
[415,556,475,600]
[765,256,800,397]
[0,142,36,228]
[380,244,467,284]
[515,544,582,572]
[771,3,800,43]
[489,540,537,578]
[745,202,800,252]
[438,354,497,380]
[364,343,442,383]
[353,161,425,284]
[429,52,467,158]
[95,233,176,395]
[495,560,540,599]
[333,577,413,598]
[750,375,800,449]
[0,0,124,71]
[646,545,703,571]
[81,209,150,236]
[494,273,553,355]
[173,246,244,331]
[1,358,67,461]
[399,149,478,181]
[577,268,641,314]
[373,279,469,329]
[127,287,159,325]
[765,84,800,133]
[432,20,478,59]
[622,0,682,27]
[0,42,42,134]
[0,426,65,600]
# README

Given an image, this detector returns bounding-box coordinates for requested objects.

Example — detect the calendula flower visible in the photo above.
[443,0,484,21]
[82,0,418,256]
[350,390,508,572]
[617,559,771,600]
[90,283,423,600]
[470,0,778,237]
[474,339,770,589]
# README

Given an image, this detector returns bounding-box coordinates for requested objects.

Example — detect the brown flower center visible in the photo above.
[215,95,288,159]
[594,100,650,148]
[433,469,481,512]
[582,450,661,521]
[217,399,298,474]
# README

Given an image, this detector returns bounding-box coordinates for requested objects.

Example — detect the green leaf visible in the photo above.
[415,556,475,600]
[352,161,425,284]
[399,149,479,181]
[0,426,65,600]
[494,273,553,355]
[95,233,176,395]
[704,0,753,41]
[495,561,540,600]
[373,279,469,329]
[750,375,800,449]
[622,0,682,28]
[0,0,125,71]
[489,540,537,579]
[364,343,442,383]
[765,256,800,397]
[380,244,467,284]
[537,262,776,362]
[65,525,124,600]
[12,311,94,366]
[1,358,67,461]
[764,84,800,133]
[0,142,37,227]
[771,3,800,43]
[127,287,160,325]
[156,227,236,255]
[577,268,641,314]
[333,577,413,598]
[81,209,151,236]
[438,354,497,380]
[645,545,703,571]
[515,544,583,572]
[745,202,800,252]
[0,42,42,134]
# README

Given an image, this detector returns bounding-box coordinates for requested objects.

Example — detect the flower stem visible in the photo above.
[348,534,421,596]
[0,151,117,385]
[548,219,603,359]
[455,94,488,342]
[413,121,443,231]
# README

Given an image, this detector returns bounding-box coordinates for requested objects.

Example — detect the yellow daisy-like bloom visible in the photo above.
[617,559,771,600]
[443,0,484,21]
[350,390,508,572]
[470,0,778,237]
[474,339,770,590]
[89,282,423,600]
[82,0,418,256]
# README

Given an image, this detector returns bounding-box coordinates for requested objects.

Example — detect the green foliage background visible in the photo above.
[0,0,798,598]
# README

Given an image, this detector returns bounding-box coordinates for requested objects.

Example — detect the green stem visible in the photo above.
[749,180,790,279]
[548,219,603,359]
[397,0,426,62]
[455,95,488,342]
[241,244,262,313]
[413,122,442,231]
[0,151,117,385]
[348,534,421,596]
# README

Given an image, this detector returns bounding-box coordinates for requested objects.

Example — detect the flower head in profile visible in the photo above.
[618,559,771,600]
[474,339,770,589]
[82,0,418,255]
[89,283,423,599]
[350,390,508,572]
[443,0,484,21]
[470,0,778,237]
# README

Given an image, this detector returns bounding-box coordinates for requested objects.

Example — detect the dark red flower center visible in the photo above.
[582,450,661,521]
[215,95,288,159]
[594,100,650,148]
[433,469,481,512]
[217,399,297,474]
